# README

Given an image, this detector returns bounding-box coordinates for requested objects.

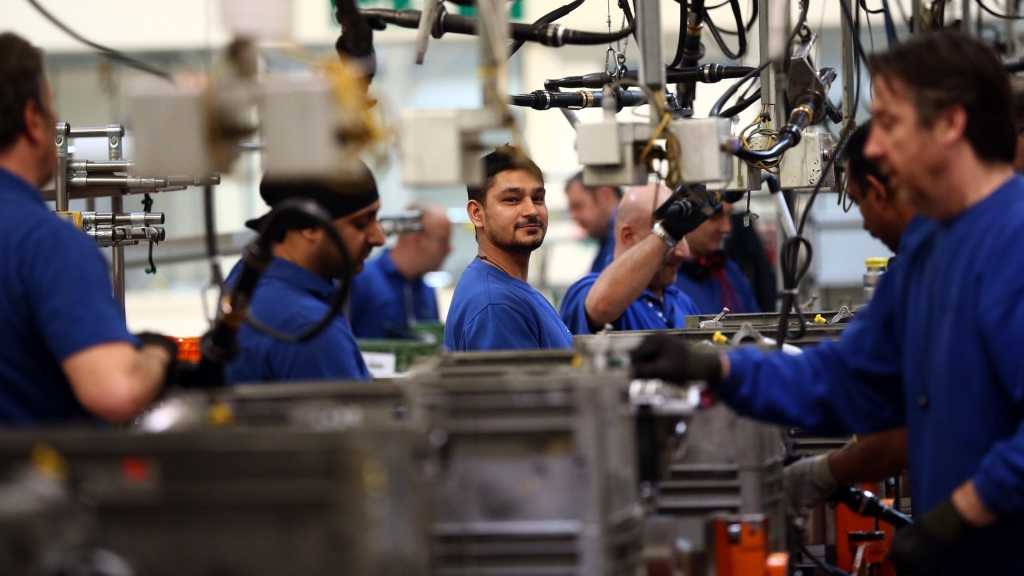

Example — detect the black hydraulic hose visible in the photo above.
[618,0,641,46]
[727,129,799,162]
[508,0,585,58]
[718,88,760,118]
[1007,58,1024,73]
[549,64,754,90]
[703,0,747,60]
[361,7,633,47]
[670,0,689,68]
[832,487,913,528]
[709,60,768,116]
[678,0,707,109]
[510,88,646,111]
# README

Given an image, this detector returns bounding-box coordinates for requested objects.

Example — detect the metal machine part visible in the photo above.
[55,211,166,248]
[378,210,425,236]
[417,371,643,576]
[0,426,428,576]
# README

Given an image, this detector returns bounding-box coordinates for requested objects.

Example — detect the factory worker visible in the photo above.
[675,201,761,314]
[560,183,702,335]
[445,146,573,351]
[225,171,385,383]
[349,202,450,339]
[565,172,621,273]
[0,33,175,424]
[632,32,1024,575]
[784,121,918,515]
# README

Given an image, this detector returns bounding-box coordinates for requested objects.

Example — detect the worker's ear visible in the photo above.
[299,227,323,244]
[22,99,48,147]
[466,199,485,230]
[932,103,968,148]
[619,223,637,248]
[864,175,890,206]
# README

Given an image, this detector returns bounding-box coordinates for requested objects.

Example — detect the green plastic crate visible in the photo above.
[358,338,441,374]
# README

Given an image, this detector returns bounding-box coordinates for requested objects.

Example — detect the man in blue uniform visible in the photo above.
[675,201,760,314]
[445,147,573,351]
[632,33,1024,574]
[225,172,385,383]
[560,183,701,334]
[349,202,450,338]
[785,121,918,514]
[0,33,174,424]
[565,172,621,273]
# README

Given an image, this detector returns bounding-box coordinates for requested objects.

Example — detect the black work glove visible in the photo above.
[630,334,723,386]
[136,332,179,386]
[888,498,973,576]
[660,197,723,241]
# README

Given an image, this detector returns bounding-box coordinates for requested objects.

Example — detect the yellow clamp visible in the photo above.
[206,401,235,427]
[31,443,68,480]
[814,314,826,324]
[712,331,728,344]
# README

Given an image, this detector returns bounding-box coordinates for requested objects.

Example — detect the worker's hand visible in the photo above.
[660,198,721,241]
[630,334,723,386]
[888,498,972,576]
[136,332,178,383]
[783,453,838,517]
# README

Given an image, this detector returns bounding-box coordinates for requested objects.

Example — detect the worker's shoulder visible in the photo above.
[563,272,599,300]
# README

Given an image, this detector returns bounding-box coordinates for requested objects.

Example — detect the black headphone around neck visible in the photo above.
[680,250,727,281]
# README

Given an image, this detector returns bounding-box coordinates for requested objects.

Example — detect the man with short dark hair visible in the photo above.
[560,183,701,334]
[225,171,385,383]
[0,32,174,424]
[675,202,760,314]
[565,172,622,273]
[632,32,1024,573]
[785,121,918,516]
[445,147,572,351]
[349,201,450,338]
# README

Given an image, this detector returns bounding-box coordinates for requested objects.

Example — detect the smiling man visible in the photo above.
[632,32,1024,574]
[225,170,385,383]
[444,147,573,351]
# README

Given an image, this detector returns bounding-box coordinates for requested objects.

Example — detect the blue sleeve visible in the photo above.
[971,272,1024,516]
[25,222,135,361]
[721,273,905,436]
[347,274,382,339]
[460,304,540,351]
[264,327,371,381]
[559,279,595,336]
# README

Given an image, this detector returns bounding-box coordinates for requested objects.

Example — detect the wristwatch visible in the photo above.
[650,222,678,248]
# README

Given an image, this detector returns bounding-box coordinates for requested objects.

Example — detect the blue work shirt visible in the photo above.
[349,249,439,338]
[224,258,371,383]
[445,258,573,351]
[0,169,135,425]
[675,259,760,314]
[590,215,616,273]
[721,179,1024,572]
[560,272,700,335]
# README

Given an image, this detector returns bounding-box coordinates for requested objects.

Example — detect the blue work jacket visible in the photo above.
[444,258,573,351]
[675,258,760,314]
[224,258,371,383]
[0,169,136,424]
[723,178,1024,571]
[349,249,439,338]
[560,272,700,335]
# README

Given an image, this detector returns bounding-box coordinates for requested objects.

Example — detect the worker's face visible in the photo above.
[635,223,690,291]
[846,165,900,253]
[864,76,949,216]
[415,211,452,272]
[315,201,386,278]
[471,168,547,253]
[685,202,733,258]
[566,180,607,239]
